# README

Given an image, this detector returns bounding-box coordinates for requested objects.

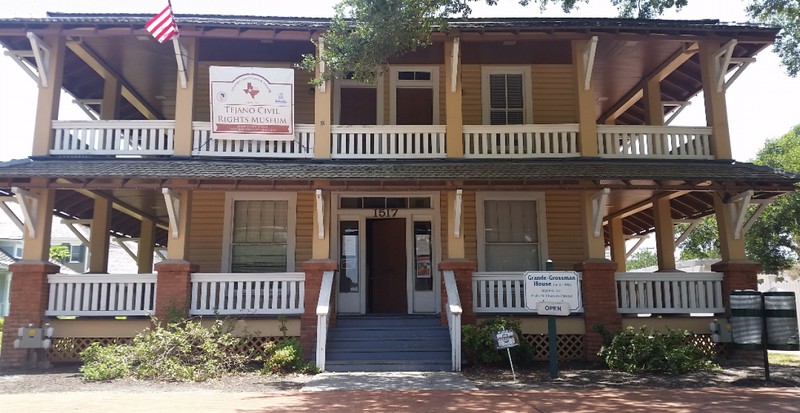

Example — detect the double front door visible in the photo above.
[337,211,437,315]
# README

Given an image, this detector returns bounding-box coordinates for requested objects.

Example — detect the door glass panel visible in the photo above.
[414,221,433,291]
[339,221,359,293]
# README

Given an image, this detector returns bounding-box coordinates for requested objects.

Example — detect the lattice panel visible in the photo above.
[522,334,584,361]
[48,336,285,362]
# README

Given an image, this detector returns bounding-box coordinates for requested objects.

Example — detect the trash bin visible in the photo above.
[730,290,763,350]
[764,291,800,351]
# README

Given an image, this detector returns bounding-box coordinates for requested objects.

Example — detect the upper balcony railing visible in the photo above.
[463,124,580,158]
[49,120,715,161]
[597,125,714,159]
[331,125,446,159]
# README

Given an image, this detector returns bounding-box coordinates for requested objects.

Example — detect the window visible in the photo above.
[12,246,23,259]
[482,67,532,125]
[223,193,297,273]
[68,244,84,263]
[477,193,547,272]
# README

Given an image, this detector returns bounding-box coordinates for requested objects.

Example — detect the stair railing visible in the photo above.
[315,270,335,371]
[442,270,462,372]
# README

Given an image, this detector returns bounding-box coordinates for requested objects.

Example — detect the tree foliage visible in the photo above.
[301,0,689,84]
[676,218,720,261]
[746,0,800,77]
[626,248,658,270]
[49,245,70,261]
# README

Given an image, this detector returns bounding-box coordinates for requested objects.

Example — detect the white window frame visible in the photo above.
[476,191,548,272]
[481,66,533,125]
[333,74,385,125]
[68,244,83,263]
[389,65,440,125]
[221,192,297,273]
[12,245,23,259]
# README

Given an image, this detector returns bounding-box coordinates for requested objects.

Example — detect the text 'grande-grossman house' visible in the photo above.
[0,13,796,371]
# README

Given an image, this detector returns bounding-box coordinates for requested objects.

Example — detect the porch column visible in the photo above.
[100,74,121,120]
[173,37,198,157]
[653,197,676,271]
[699,41,732,160]
[711,260,760,315]
[444,38,464,158]
[572,39,598,156]
[88,197,112,273]
[300,260,338,360]
[31,35,66,157]
[643,78,664,126]
[438,260,476,326]
[575,259,620,361]
[137,218,156,273]
[608,216,627,271]
[153,260,197,323]
[0,262,61,368]
[314,39,332,159]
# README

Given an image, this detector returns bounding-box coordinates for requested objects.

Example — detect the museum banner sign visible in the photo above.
[209,66,294,140]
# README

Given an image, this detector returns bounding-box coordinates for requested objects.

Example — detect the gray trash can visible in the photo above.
[764,291,800,351]
[730,290,763,350]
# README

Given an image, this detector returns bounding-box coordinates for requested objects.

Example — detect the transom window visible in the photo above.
[340,196,432,209]
[477,192,546,272]
[482,67,532,125]
[223,193,296,273]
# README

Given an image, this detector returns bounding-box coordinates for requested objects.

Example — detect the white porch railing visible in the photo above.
[51,120,175,156]
[463,124,580,158]
[46,273,157,317]
[192,122,314,158]
[442,270,462,372]
[189,273,305,316]
[597,125,714,159]
[331,125,446,159]
[473,272,527,313]
[315,270,335,371]
[615,272,724,314]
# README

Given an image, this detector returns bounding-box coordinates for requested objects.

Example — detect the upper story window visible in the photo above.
[68,244,84,263]
[222,193,297,273]
[476,192,547,272]
[482,67,532,125]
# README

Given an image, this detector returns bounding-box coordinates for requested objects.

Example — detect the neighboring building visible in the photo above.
[0,13,797,370]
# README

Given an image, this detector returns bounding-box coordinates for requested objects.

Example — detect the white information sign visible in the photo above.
[209,66,294,140]
[536,301,571,316]
[524,271,581,312]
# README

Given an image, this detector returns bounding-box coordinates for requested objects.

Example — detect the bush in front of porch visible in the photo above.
[462,317,535,367]
[598,326,719,374]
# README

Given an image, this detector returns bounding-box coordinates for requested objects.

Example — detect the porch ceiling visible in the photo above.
[0,157,795,243]
[0,15,778,126]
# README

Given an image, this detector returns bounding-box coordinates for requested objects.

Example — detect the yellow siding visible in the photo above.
[532,65,577,124]
[439,192,449,260]
[545,191,585,269]
[461,65,482,125]
[188,190,225,272]
[296,191,314,267]
[462,190,478,263]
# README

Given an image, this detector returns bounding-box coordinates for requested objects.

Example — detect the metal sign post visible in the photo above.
[536,302,570,379]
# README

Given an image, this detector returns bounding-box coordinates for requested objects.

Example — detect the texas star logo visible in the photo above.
[243,82,260,98]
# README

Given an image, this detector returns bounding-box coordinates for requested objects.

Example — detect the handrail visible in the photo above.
[331,124,446,159]
[315,270,335,371]
[51,120,175,156]
[597,125,714,159]
[442,270,462,372]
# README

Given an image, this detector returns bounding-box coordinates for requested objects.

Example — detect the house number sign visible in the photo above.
[372,208,399,217]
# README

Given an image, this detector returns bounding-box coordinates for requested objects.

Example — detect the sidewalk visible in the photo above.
[1,372,799,412]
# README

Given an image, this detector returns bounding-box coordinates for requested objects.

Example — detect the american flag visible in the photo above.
[146,3,179,43]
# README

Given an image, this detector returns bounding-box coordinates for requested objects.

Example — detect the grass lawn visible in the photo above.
[769,351,800,366]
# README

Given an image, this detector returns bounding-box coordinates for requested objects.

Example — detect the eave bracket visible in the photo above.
[27,32,51,87]
[316,189,325,240]
[592,188,610,238]
[583,36,598,91]
[12,187,40,238]
[172,37,189,89]
[450,37,460,93]
[454,189,463,238]
[162,188,181,238]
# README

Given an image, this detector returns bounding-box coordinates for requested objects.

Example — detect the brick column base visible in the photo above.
[575,259,620,361]
[439,259,476,326]
[154,260,197,324]
[0,261,60,369]
[301,260,338,361]
[711,260,761,313]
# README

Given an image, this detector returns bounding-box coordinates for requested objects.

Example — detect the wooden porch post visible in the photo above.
[445,38,464,158]
[137,218,156,274]
[100,74,121,120]
[699,41,732,160]
[608,216,627,271]
[312,184,332,260]
[573,39,598,156]
[88,197,112,273]
[31,35,66,157]
[173,37,198,157]
[314,39,332,159]
[155,186,194,322]
[653,197,676,271]
[643,77,664,126]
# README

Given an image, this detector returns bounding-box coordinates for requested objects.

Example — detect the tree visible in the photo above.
[746,1,800,77]
[626,248,658,270]
[49,245,70,262]
[676,218,720,261]
[301,0,690,84]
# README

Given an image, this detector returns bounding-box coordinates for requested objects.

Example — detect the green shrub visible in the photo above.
[0,317,4,332]
[262,337,318,375]
[80,319,252,382]
[598,326,718,374]
[462,316,534,366]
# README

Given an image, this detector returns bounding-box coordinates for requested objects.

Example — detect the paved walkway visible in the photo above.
[1,372,799,412]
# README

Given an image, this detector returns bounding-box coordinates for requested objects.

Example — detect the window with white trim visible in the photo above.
[482,67,532,125]
[223,193,297,273]
[477,192,546,272]
[68,244,84,263]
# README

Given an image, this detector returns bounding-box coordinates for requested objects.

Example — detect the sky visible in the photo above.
[0,0,799,162]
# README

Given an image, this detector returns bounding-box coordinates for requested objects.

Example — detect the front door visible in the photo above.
[367,218,407,313]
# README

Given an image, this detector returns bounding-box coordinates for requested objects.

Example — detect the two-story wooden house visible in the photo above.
[0,13,796,371]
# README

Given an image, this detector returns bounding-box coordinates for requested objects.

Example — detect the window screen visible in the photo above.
[483,200,540,271]
[231,200,289,273]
